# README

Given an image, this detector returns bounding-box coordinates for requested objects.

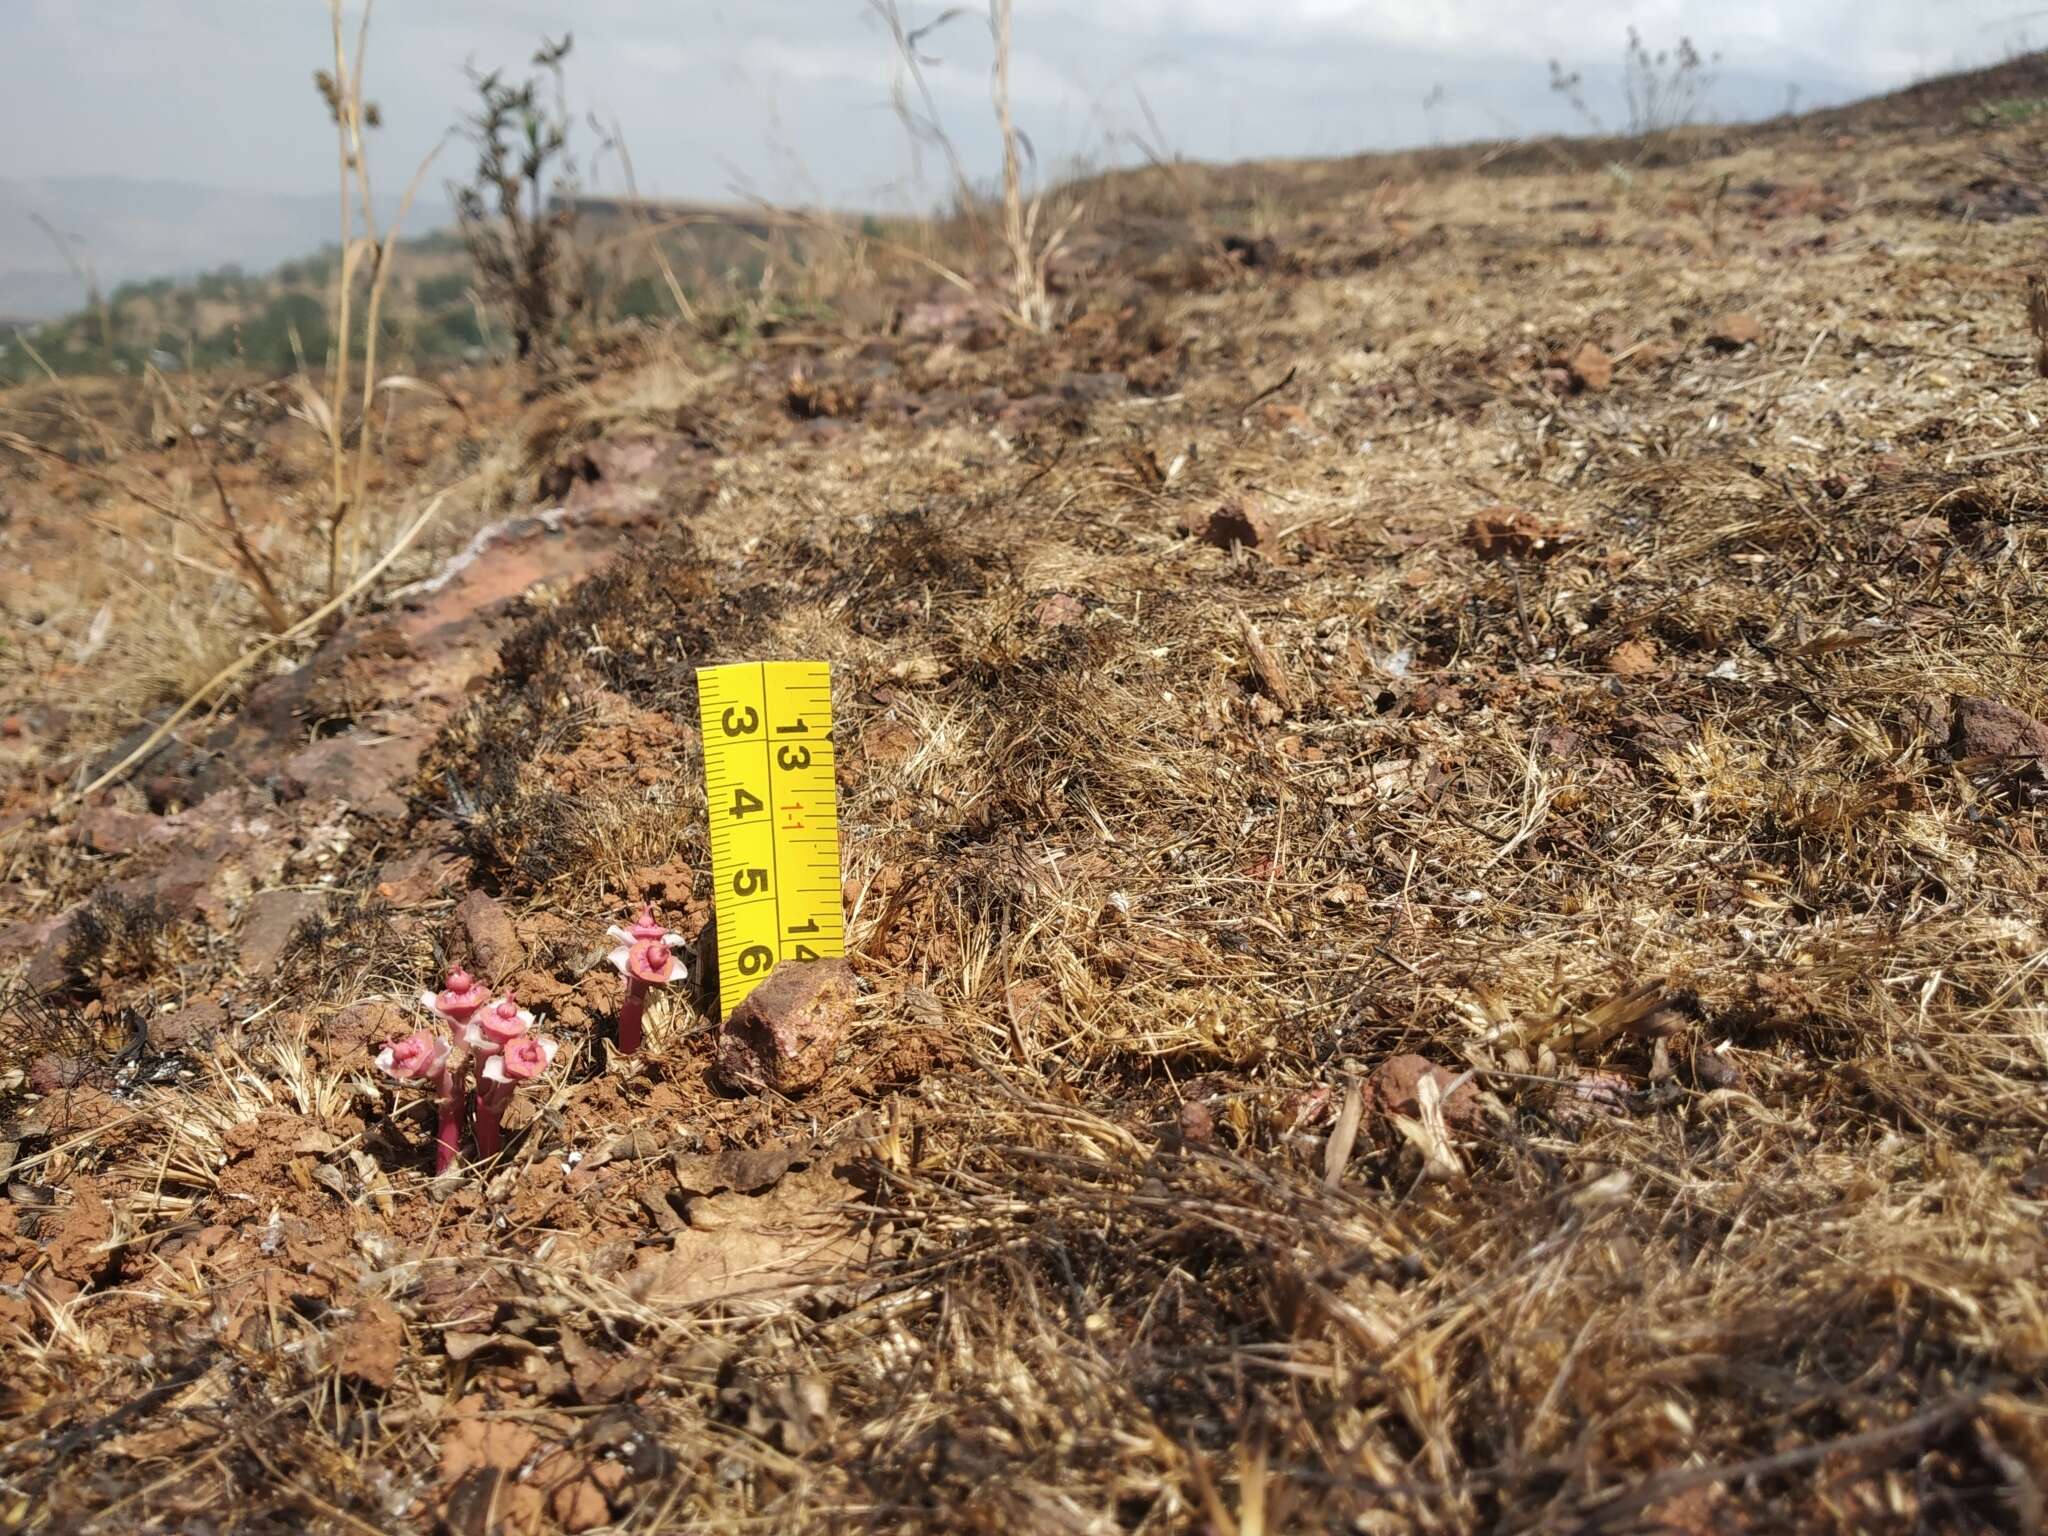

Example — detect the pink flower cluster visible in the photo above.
[373,965,558,1173]
[373,901,688,1175]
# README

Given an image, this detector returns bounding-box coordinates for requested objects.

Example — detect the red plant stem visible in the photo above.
[619,977,648,1054]
[433,1067,462,1175]
[474,1080,510,1157]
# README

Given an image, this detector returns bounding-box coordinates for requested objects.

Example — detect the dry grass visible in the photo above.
[9,65,2048,1536]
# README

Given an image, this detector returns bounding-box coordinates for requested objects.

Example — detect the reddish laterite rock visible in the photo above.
[715,958,857,1095]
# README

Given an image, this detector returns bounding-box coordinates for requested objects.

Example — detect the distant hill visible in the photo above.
[0,175,457,321]
[0,190,818,382]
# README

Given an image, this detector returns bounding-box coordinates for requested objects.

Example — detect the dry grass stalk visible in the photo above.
[316,0,441,598]
[870,0,1083,333]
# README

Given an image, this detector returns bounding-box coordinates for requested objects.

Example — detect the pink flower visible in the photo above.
[374,1028,463,1175]
[376,1030,451,1081]
[608,902,685,1055]
[625,937,683,985]
[419,966,489,1026]
[483,1033,559,1084]
[463,995,533,1055]
[607,905,686,985]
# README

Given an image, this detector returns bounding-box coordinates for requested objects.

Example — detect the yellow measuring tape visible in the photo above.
[695,661,845,1016]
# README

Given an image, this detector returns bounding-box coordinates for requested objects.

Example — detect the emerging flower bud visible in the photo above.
[420,966,490,1026]
[376,1030,451,1081]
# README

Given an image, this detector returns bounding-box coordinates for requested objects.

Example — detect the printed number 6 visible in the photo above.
[722,705,760,737]
[737,944,774,975]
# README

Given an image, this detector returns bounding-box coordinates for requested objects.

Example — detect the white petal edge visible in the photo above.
[481,1054,509,1084]
[374,1046,397,1073]
[608,945,631,975]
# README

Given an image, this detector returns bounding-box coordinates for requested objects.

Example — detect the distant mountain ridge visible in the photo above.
[0,175,456,320]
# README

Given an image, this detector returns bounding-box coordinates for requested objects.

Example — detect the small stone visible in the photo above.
[1364,1054,1484,1133]
[1951,696,2048,771]
[1178,499,1274,554]
[1177,1100,1215,1146]
[278,733,418,822]
[1464,507,1573,561]
[74,805,164,856]
[1568,341,1614,392]
[237,889,326,976]
[1705,312,1763,350]
[0,913,75,993]
[327,1001,412,1064]
[1605,638,1661,677]
[372,846,470,907]
[152,999,226,1051]
[27,1053,92,1095]
[1032,593,1087,629]
[333,1297,403,1389]
[1055,370,1126,403]
[715,958,858,1095]
[551,1471,612,1534]
[454,889,523,979]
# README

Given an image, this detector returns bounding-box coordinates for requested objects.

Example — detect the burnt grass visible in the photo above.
[9,68,2048,1536]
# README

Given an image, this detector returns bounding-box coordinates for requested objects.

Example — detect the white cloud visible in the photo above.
[0,0,2039,233]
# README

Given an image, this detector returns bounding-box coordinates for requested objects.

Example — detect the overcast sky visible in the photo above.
[2,1,2040,217]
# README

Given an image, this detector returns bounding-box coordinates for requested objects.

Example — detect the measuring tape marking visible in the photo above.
[696,660,846,1017]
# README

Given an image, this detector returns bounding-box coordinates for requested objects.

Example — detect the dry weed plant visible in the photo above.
[869,0,1084,332]
[311,0,445,596]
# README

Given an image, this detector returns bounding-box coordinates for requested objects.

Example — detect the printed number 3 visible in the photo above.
[722,705,760,736]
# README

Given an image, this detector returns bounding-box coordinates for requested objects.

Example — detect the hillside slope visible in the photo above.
[6,61,2048,1536]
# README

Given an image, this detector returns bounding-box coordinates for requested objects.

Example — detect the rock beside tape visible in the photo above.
[715,958,857,1094]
